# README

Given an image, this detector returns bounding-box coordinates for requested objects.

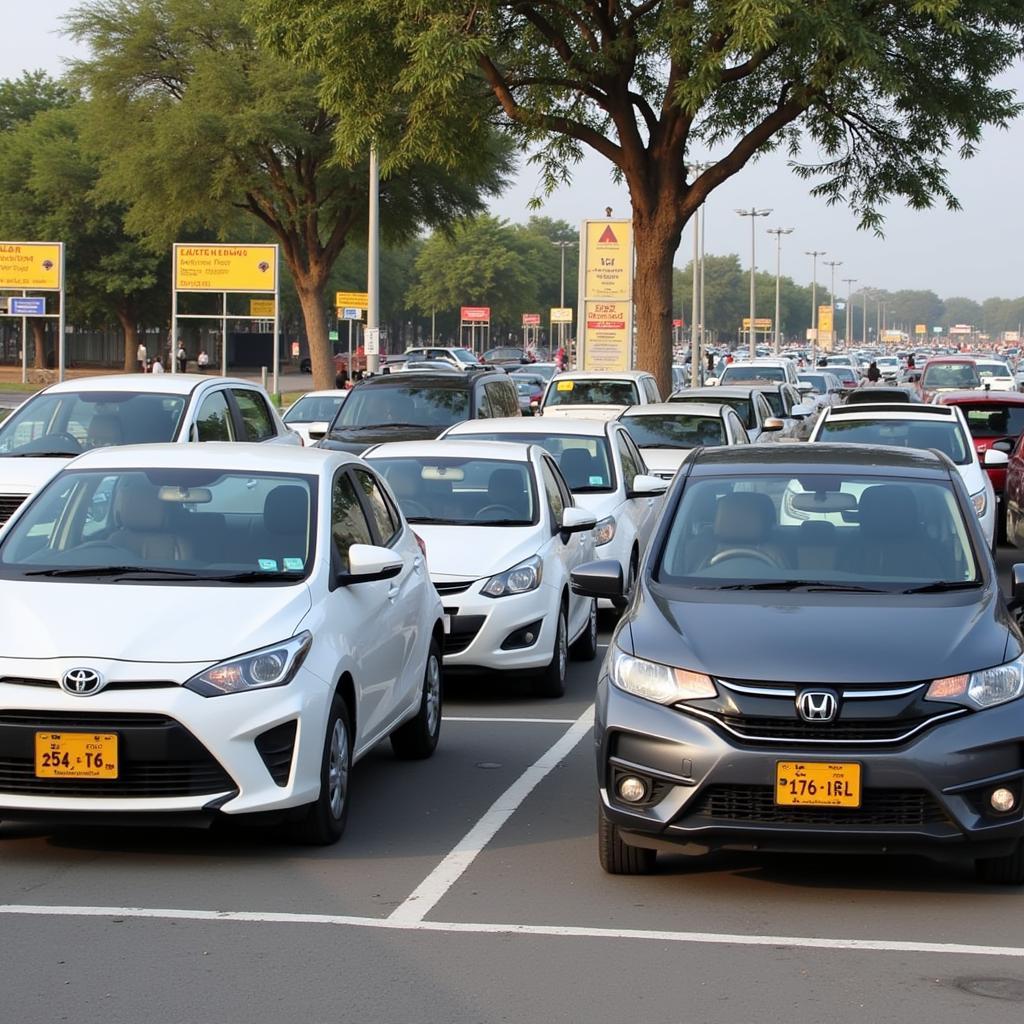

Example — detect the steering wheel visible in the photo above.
[475,504,519,521]
[398,499,432,518]
[707,547,782,568]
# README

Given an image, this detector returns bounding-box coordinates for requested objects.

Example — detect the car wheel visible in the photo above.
[390,639,443,760]
[534,606,568,698]
[975,840,1024,885]
[570,599,598,662]
[612,550,638,612]
[598,805,656,875]
[292,696,352,846]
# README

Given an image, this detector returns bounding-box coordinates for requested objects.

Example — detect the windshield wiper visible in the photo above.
[5,450,78,458]
[713,580,890,593]
[901,580,981,594]
[204,570,305,582]
[25,565,200,578]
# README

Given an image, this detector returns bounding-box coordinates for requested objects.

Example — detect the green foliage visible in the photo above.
[0,71,74,132]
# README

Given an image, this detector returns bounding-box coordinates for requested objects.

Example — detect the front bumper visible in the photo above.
[596,678,1024,859]
[0,665,331,820]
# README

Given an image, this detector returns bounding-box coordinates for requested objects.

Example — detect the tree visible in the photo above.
[66,0,510,390]
[885,290,945,332]
[941,296,984,331]
[0,71,72,131]
[251,1,1024,395]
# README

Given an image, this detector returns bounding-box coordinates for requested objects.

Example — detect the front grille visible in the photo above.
[444,614,486,655]
[713,713,957,743]
[0,678,179,693]
[0,711,236,799]
[434,580,473,596]
[0,494,26,525]
[690,785,951,828]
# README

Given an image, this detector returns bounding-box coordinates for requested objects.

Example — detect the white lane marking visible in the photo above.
[2,905,1023,959]
[443,716,577,724]
[390,705,595,923]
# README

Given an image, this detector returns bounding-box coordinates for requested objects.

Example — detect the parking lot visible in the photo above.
[2,553,1024,1023]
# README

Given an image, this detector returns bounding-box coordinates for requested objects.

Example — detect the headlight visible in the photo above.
[481,555,543,598]
[608,645,716,705]
[594,515,617,546]
[927,653,1024,709]
[185,632,312,697]
[970,489,987,518]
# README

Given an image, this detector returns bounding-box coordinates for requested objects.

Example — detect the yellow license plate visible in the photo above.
[775,761,860,807]
[35,733,119,779]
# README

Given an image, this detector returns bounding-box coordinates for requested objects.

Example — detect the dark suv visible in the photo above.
[318,370,520,454]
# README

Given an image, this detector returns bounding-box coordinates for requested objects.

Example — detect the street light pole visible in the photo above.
[551,241,576,352]
[824,260,842,353]
[690,206,700,384]
[366,146,380,374]
[736,206,772,358]
[806,250,826,362]
[842,277,857,349]
[862,288,869,346]
[767,227,793,354]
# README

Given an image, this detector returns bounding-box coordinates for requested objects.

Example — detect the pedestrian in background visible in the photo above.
[151,355,165,374]
[137,341,147,372]
[197,349,209,372]
[176,341,187,371]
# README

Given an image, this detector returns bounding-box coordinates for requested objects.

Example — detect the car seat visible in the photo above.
[109,477,193,562]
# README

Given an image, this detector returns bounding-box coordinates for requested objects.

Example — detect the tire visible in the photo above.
[975,840,1024,885]
[390,639,443,760]
[570,598,599,661]
[292,696,352,846]
[534,606,568,698]
[598,805,656,875]
[612,550,638,613]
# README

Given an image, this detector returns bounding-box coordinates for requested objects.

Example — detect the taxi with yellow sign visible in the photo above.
[573,443,1024,883]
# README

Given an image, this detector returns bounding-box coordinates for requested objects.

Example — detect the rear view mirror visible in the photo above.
[984,448,1010,468]
[571,560,624,599]
[628,474,669,498]
[338,544,403,585]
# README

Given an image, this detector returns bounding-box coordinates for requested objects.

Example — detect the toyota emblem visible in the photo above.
[796,690,839,723]
[61,668,104,697]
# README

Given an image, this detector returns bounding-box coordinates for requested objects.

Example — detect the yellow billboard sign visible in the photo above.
[0,242,62,290]
[582,300,631,372]
[250,299,276,318]
[915,323,927,336]
[336,291,369,310]
[551,307,573,323]
[817,305,834,335]
[174,244,277,293]
[741,318,773,331]
[584,220,633,299]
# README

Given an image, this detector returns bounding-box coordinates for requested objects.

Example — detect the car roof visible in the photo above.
[66,442,351,474]
[690,442,951,476]
[41,373,237,396]
[357,371,483,388]
[670,387,762,399]
[725,357,792,366]
[290,390,349,400]
[446,415,611,438]
[620,402,727,418]
[824,403,957,420]
[936,390,1024,405]
[551,370,652,380]
[363,439,535,462]
[922,356,979,365]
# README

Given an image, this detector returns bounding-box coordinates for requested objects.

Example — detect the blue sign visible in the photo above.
[342,307,362,320]
[9,297,46,316]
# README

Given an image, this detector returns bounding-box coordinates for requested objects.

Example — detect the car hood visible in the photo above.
[0,579,313,663]
[0,456,69,500]
[542,405,626,421]
[417,524,542,580]
[626,583,1016,684]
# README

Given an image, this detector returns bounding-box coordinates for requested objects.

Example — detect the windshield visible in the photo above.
[672,394,753,429]
[720,365,785,384]
[923,363,981,389]
[976,362,1012,379]
[451,432,614,492]
[622,413,725,449]
[0,391,187,457]
[544,379,639,407]
[0,469,317,582]
[816,417,970,464]
[371,456,536,526]
[333,384,469,430]
[283,394,345,424]
[958,403,1024,437]
[484,348,525,361]
[657,473,979,590]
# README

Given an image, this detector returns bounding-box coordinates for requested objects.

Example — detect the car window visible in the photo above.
[643,378,661,403]
[616,430,641,490]
[545,379,639,407]
[958,404,1024,437]
[817,416,971,464]
[334,384,471,429]
[922,363,981,390]
[539,457,566,526]
[754,394,772,425]
[353,468,400,545]
[232,389,276,441]
[485,381,519,418]
[622,413,725,449]
[331,472,374,570]
[283,395,345,424]
[760,390,784,416]
[727,412,750,443]
[195,390,235,441]
[720,365,785,384]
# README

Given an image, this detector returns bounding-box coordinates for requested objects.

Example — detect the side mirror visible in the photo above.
[991,439,1015,454]
[628,474,669,498]
[704,377,720,387]
[762,417,785,432]
[560,506,597,534]
[571,559,624,599]
[337,544,403,585]
[790,403,814,420]
[796,382,815,394]
[984,448,1010,468]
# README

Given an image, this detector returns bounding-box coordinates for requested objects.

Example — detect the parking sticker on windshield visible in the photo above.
[283,558,304,571]
[556,380,575,391]
[589,475,604,486]
[258,558,279,571]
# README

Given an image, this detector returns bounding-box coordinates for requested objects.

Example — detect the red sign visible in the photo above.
[522,313,541,326]
[597,225,619,244]
[672,319,683,328]
[461,306,491,322]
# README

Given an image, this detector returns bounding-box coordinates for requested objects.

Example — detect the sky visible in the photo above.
[6,2,1023,302]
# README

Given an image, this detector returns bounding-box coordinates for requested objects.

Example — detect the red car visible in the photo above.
[935,390,1024,495]
[917,356,981,403]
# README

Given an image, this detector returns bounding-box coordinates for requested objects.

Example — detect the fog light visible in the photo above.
[618,776,647,803]
[990,787,1017,813]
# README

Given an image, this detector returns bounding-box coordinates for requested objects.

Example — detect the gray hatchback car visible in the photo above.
[573,444,1024,882]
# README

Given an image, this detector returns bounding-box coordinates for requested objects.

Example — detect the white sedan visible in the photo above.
[0,443,443,843]
[441,417,666,607]
[365,440,598,697]
[282,390,348,445]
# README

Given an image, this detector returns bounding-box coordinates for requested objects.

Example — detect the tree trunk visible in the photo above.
[31,320,47,370]
[633,211,685,398]
[115,307,139,372]
[293,272,333,392]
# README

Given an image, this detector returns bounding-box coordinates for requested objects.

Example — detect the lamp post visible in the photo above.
[767,227,793,354]
[688,161,711,385]
[824,260,842,353]
[862,288,870,345]
[806,250,826,362]
[842,278,857,349]
[736,207,772,357]
[367,146,380,373]
[551,240,576,353]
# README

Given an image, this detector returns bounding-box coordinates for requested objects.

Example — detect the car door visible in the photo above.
[350,466,426,724]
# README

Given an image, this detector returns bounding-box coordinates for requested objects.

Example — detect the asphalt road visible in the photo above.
[3,552,1024,1023]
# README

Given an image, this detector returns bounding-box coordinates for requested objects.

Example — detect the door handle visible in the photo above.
[413,556,424,573]
[387,583,400,601]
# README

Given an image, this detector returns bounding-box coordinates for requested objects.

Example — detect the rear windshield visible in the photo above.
[283,394,345,424]
[958,403,1024,437]
[333,384,470,429]
[544,379,639,407]
[816,417,970,465]
[621,414,725,449]
[922,363,981,390]
[720,365,785,384]
[976,362,1012,379]
[673,394,753,429]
